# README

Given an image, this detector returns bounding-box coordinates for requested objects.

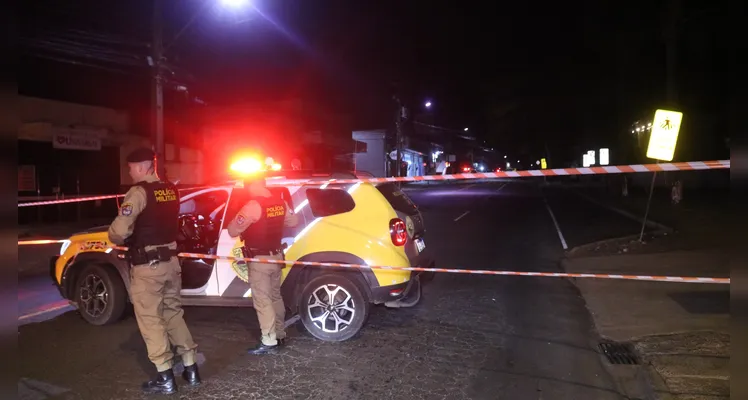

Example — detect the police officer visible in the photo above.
[226,173,298,354]
[108,147,200,395]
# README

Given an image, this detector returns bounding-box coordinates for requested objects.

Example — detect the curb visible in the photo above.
[559,257,674,400]
[564,232,671,258]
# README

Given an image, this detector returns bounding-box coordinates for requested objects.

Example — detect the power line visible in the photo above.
[20,52,141,77]
[21,37,146,68]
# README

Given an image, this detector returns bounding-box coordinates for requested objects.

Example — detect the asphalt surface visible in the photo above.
[18,180,652,400]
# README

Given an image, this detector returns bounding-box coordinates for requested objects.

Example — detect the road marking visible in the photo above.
[494,183,508,192]
[543,198,568,250]
[454,211,471,222]
[459,184,476,190]
[18,300,74,321]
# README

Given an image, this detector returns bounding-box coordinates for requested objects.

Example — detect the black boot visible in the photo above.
[142,369,177,395]
[182,363,201,387]
[247,341,279,355]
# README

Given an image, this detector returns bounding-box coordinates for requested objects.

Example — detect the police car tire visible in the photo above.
[74,264,127,326]
[298,274,370,342]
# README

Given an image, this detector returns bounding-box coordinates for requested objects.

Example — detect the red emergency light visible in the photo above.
[230,157,263,175]
[229,153,282,176]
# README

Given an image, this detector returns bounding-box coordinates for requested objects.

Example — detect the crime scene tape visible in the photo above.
[15,160,730,207]
[16,241,722,284]
[18,194,125,208]
[270,160,731,186]
[174,251,730,284]
[17,185,217,208]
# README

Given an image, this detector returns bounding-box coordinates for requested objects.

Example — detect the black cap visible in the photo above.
[126,147,156,163]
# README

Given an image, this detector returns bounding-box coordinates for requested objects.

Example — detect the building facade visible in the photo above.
[18,96,204,224]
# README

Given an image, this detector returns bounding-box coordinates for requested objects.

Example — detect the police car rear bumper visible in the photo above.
[370,261,432,304]
[370,280,409,304]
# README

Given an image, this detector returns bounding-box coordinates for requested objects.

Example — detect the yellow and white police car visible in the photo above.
[51,167,433,342]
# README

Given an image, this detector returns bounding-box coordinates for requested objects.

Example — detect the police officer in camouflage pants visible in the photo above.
[108,147,200,395]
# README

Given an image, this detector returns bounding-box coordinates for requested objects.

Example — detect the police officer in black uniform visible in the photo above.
[108,147,200,394]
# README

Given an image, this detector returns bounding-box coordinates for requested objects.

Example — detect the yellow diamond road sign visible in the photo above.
[646,109,682,161]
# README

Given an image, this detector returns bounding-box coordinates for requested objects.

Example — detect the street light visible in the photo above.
[221,0,251,7]
[464,127,469,131]
[424,101,432,108]
[152,0,253,180]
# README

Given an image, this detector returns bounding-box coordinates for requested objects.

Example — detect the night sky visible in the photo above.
[19,0,729,165]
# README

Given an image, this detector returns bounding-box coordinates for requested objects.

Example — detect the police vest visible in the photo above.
[129,181,180,248]
[240,194,286,252]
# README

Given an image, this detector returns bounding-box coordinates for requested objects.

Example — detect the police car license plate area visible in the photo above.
[415,238,425,253]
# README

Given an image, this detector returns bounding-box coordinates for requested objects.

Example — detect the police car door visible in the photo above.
[177,187,231,297]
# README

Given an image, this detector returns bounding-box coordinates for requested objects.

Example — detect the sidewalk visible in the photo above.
[562,250,730,399]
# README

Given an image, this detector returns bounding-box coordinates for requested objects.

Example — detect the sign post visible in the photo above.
[646,109,682,162]
[640,109,683,241]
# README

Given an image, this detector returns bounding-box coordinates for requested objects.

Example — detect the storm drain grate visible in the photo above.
[598,341,640,365]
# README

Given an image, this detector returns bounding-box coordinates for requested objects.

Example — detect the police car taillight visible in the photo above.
[389,218,407,246]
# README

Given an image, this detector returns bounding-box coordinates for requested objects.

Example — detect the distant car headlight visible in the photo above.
[59,240,71,256]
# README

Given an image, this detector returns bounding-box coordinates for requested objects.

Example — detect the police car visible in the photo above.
[51,167,434,342]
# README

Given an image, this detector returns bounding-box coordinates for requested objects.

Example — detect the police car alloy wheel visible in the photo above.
[73,264,127,326]
[298,274,370,342]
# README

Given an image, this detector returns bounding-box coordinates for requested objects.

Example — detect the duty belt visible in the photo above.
[128,246,178,266]
[241,246,284,257]
[247,248,282,256]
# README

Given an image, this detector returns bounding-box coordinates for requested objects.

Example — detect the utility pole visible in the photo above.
[152,0,166,179]
[394,95,403,177]
[641,0,681,242]
[664,0,681,107]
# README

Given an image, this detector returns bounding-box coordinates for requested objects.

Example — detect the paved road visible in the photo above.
[19,180,649,399]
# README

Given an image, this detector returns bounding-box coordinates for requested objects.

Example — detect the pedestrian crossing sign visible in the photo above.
[646,109,682,161]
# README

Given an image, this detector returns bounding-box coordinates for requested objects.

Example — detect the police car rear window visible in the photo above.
[376,183,418,215]
[306,188,355,217]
